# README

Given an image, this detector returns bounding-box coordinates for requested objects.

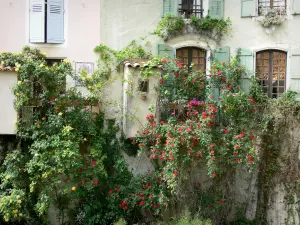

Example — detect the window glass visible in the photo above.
[256,50,287,98]
[176,47,206,72]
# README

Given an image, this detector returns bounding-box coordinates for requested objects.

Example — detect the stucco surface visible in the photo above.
[0,72,17,134]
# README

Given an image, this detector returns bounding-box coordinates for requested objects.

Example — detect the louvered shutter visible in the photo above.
[290,48,300,96]
[163,0,178,16]
[47,0,64,43]
[238,48,253,93]
[209,0,224,19]
[241,0,256,17]
[29,0,45,43]
[293,0,300,15]
[213,46,230,63]
[158,44,175,59]
[158,44,175,101]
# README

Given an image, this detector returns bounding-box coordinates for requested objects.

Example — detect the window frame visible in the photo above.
[255,49,287,98]
[258,0,287,15]
[176,47,207,72]
[178,0,204,18]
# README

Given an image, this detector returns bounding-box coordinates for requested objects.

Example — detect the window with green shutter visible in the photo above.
[290,48,300,96]
[163,0,178,17]
[212,46,230,63]
[292,0,300,15]
[208,0,224,19]
[241,0,256,17]
[237,48,253,93]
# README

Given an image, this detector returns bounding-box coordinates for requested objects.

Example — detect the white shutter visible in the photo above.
[290,48,300,94]
[47,0,64,43]
[29,0,45,43]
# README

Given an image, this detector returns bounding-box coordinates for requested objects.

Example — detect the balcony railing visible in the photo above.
[178,0,203,19]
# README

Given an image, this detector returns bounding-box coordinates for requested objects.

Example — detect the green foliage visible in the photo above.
[152,14,231,41]
[152,14,185,40]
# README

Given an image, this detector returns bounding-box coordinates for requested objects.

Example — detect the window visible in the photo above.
[138,80,149,93]
[178,0,203,18]
[256,50,287,98]
[45,58,63,66]
[258,0,286,15]
[29,0,64,44]
[176,47,206,72]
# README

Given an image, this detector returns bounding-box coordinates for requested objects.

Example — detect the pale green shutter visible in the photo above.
[241,0,256,17]
[293,1,300,15]
[209,0,224,19]
[47,0,64,43]
[290,48,300,97]
[163,0,178,16]
[158,44,175,59]
[238,48,253,93]
[29,0,45,43]
[213,46,230,63]
[158,44,175,99]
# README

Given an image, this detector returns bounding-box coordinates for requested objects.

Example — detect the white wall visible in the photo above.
[0,72,18,134]
[0,0,100,83]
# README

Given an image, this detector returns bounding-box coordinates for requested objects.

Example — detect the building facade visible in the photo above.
[2,0,300,134]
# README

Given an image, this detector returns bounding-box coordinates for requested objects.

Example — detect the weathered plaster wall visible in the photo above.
[0,72,17,134]
[123,66,160,138]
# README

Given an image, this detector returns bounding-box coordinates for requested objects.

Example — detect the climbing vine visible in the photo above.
[152,14,231,42]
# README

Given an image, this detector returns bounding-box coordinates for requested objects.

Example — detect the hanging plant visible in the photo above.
[256,7,286,28]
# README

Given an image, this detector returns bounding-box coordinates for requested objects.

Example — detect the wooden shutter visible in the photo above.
[163,0,178,16]
[209,0,224,19]
[213,46,230,63]
[47,0,64,43]
[293,0,300,15]
[241,0,256,17]
[29,0,45,43]
[238,48,253,93]
[290,48,300,95]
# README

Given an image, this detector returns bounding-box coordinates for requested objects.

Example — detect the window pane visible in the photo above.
[176,47,206,73]
[256,50,286,98]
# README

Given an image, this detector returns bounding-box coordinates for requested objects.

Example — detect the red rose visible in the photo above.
[224,129,228,134]
[213,173,217,177]
[250,135,255,140]
[140,201,144,206]
[91,160,96,165]
[197,152,201,157]
[93,180,98,185]
[109,190,113,194]
[161,58,167,63]
[78,168,83,173]
[149,194,153,199]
